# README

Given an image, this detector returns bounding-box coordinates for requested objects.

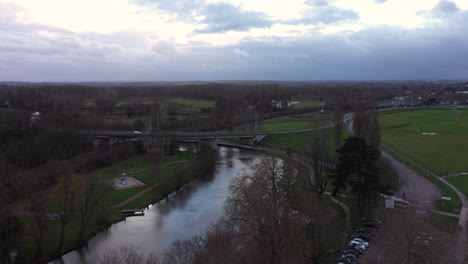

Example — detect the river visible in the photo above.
[50,146,263,264]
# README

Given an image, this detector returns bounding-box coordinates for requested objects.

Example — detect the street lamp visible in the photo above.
[9,249,18,264]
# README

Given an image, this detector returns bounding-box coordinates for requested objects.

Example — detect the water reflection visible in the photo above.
[51,146,262,264]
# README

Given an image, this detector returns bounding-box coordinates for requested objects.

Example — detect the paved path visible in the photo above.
[443,172,468,178]
[381,144,468,242]
[381,148,442,203]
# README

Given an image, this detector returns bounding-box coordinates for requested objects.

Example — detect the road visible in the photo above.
[78,113,354,138]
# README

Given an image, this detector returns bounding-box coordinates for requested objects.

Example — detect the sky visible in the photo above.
[1,0,468,81]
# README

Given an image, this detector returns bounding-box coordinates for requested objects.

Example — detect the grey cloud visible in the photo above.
[419,0,460,18]
[132,0,203,15]
[304,0,329,7]
[152,41,177,56]
[195,2,273,34]
[431,0,460,14]
[2,2,468,81]
[374,0,388,4]
[285,5,359,25]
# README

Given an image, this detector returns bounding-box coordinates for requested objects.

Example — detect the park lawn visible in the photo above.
[258,117,314,131]
[86,151,192,180]
[446,175,468,198]
[293,100,326,109]
[167,97,214,115]
[380,109,468,175]
[260,127,339,153]
[132,162,185,185]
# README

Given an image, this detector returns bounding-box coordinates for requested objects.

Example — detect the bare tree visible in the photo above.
[99,244,159,264]
[162,236,204,264]
[225,157,312,264]
[388,208,452,264]
[307,135,336,194]
[56,164,73,253]
[351,100,380,149]
[77,173,110,241]
[21,172,49,259]
[333,102,345,149]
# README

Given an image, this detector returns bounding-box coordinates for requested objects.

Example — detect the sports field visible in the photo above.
[380,108,468,206]
[380,108,468,176]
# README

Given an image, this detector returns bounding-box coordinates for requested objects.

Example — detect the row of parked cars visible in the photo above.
[337,218,381,264]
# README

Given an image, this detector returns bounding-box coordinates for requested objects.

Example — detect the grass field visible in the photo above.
[261,129,336,153]
[446,174,468,197]
[259,117,314,131]
[167,97,214,114]
[293,100,326,109]
[380,108,468,175]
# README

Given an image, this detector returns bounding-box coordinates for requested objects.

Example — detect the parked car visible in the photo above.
[344,249,360,256]
[351,238,369,247]
[349,240,367,250]
[352,233,371,241]
[341,253,358,261]
[349,244,364,254]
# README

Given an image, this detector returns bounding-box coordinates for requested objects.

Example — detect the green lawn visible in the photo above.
[261,130,336,153]
[167,97,214,114]
[293,100,326,109]
[446,174,468,197]
[259,117,314,131]
[380,108,468,175]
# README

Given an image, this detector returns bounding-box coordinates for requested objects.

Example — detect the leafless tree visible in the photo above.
[77,173,110,241]
[99,244,159,264]
[225,157,312,264]
[333,101,345,149]
[56,164,73,253]
[21,172,49,258]
[351,100,381,149]
[162,236,204,264]
[388,208,452,264]
[307,135,336,194]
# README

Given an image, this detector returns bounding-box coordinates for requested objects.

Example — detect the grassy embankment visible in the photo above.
[380,108,468,212]
[16,151,196,262]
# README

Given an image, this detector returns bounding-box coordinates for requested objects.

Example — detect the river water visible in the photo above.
[50,146,262,264]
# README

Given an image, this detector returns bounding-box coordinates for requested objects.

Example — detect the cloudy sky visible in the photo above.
[1,0,467,81]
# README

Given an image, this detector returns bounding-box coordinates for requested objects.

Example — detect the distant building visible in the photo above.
[30,111,40,126]
[0,101,11,108]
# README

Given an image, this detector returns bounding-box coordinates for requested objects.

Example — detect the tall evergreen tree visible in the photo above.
[332,136,380,215]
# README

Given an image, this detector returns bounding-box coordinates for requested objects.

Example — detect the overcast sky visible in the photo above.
[1,0,467,81]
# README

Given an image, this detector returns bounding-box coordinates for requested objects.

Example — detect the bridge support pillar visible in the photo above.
[240,137,255,145]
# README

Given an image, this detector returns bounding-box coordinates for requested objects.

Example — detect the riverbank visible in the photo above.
[12,150,206,264]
